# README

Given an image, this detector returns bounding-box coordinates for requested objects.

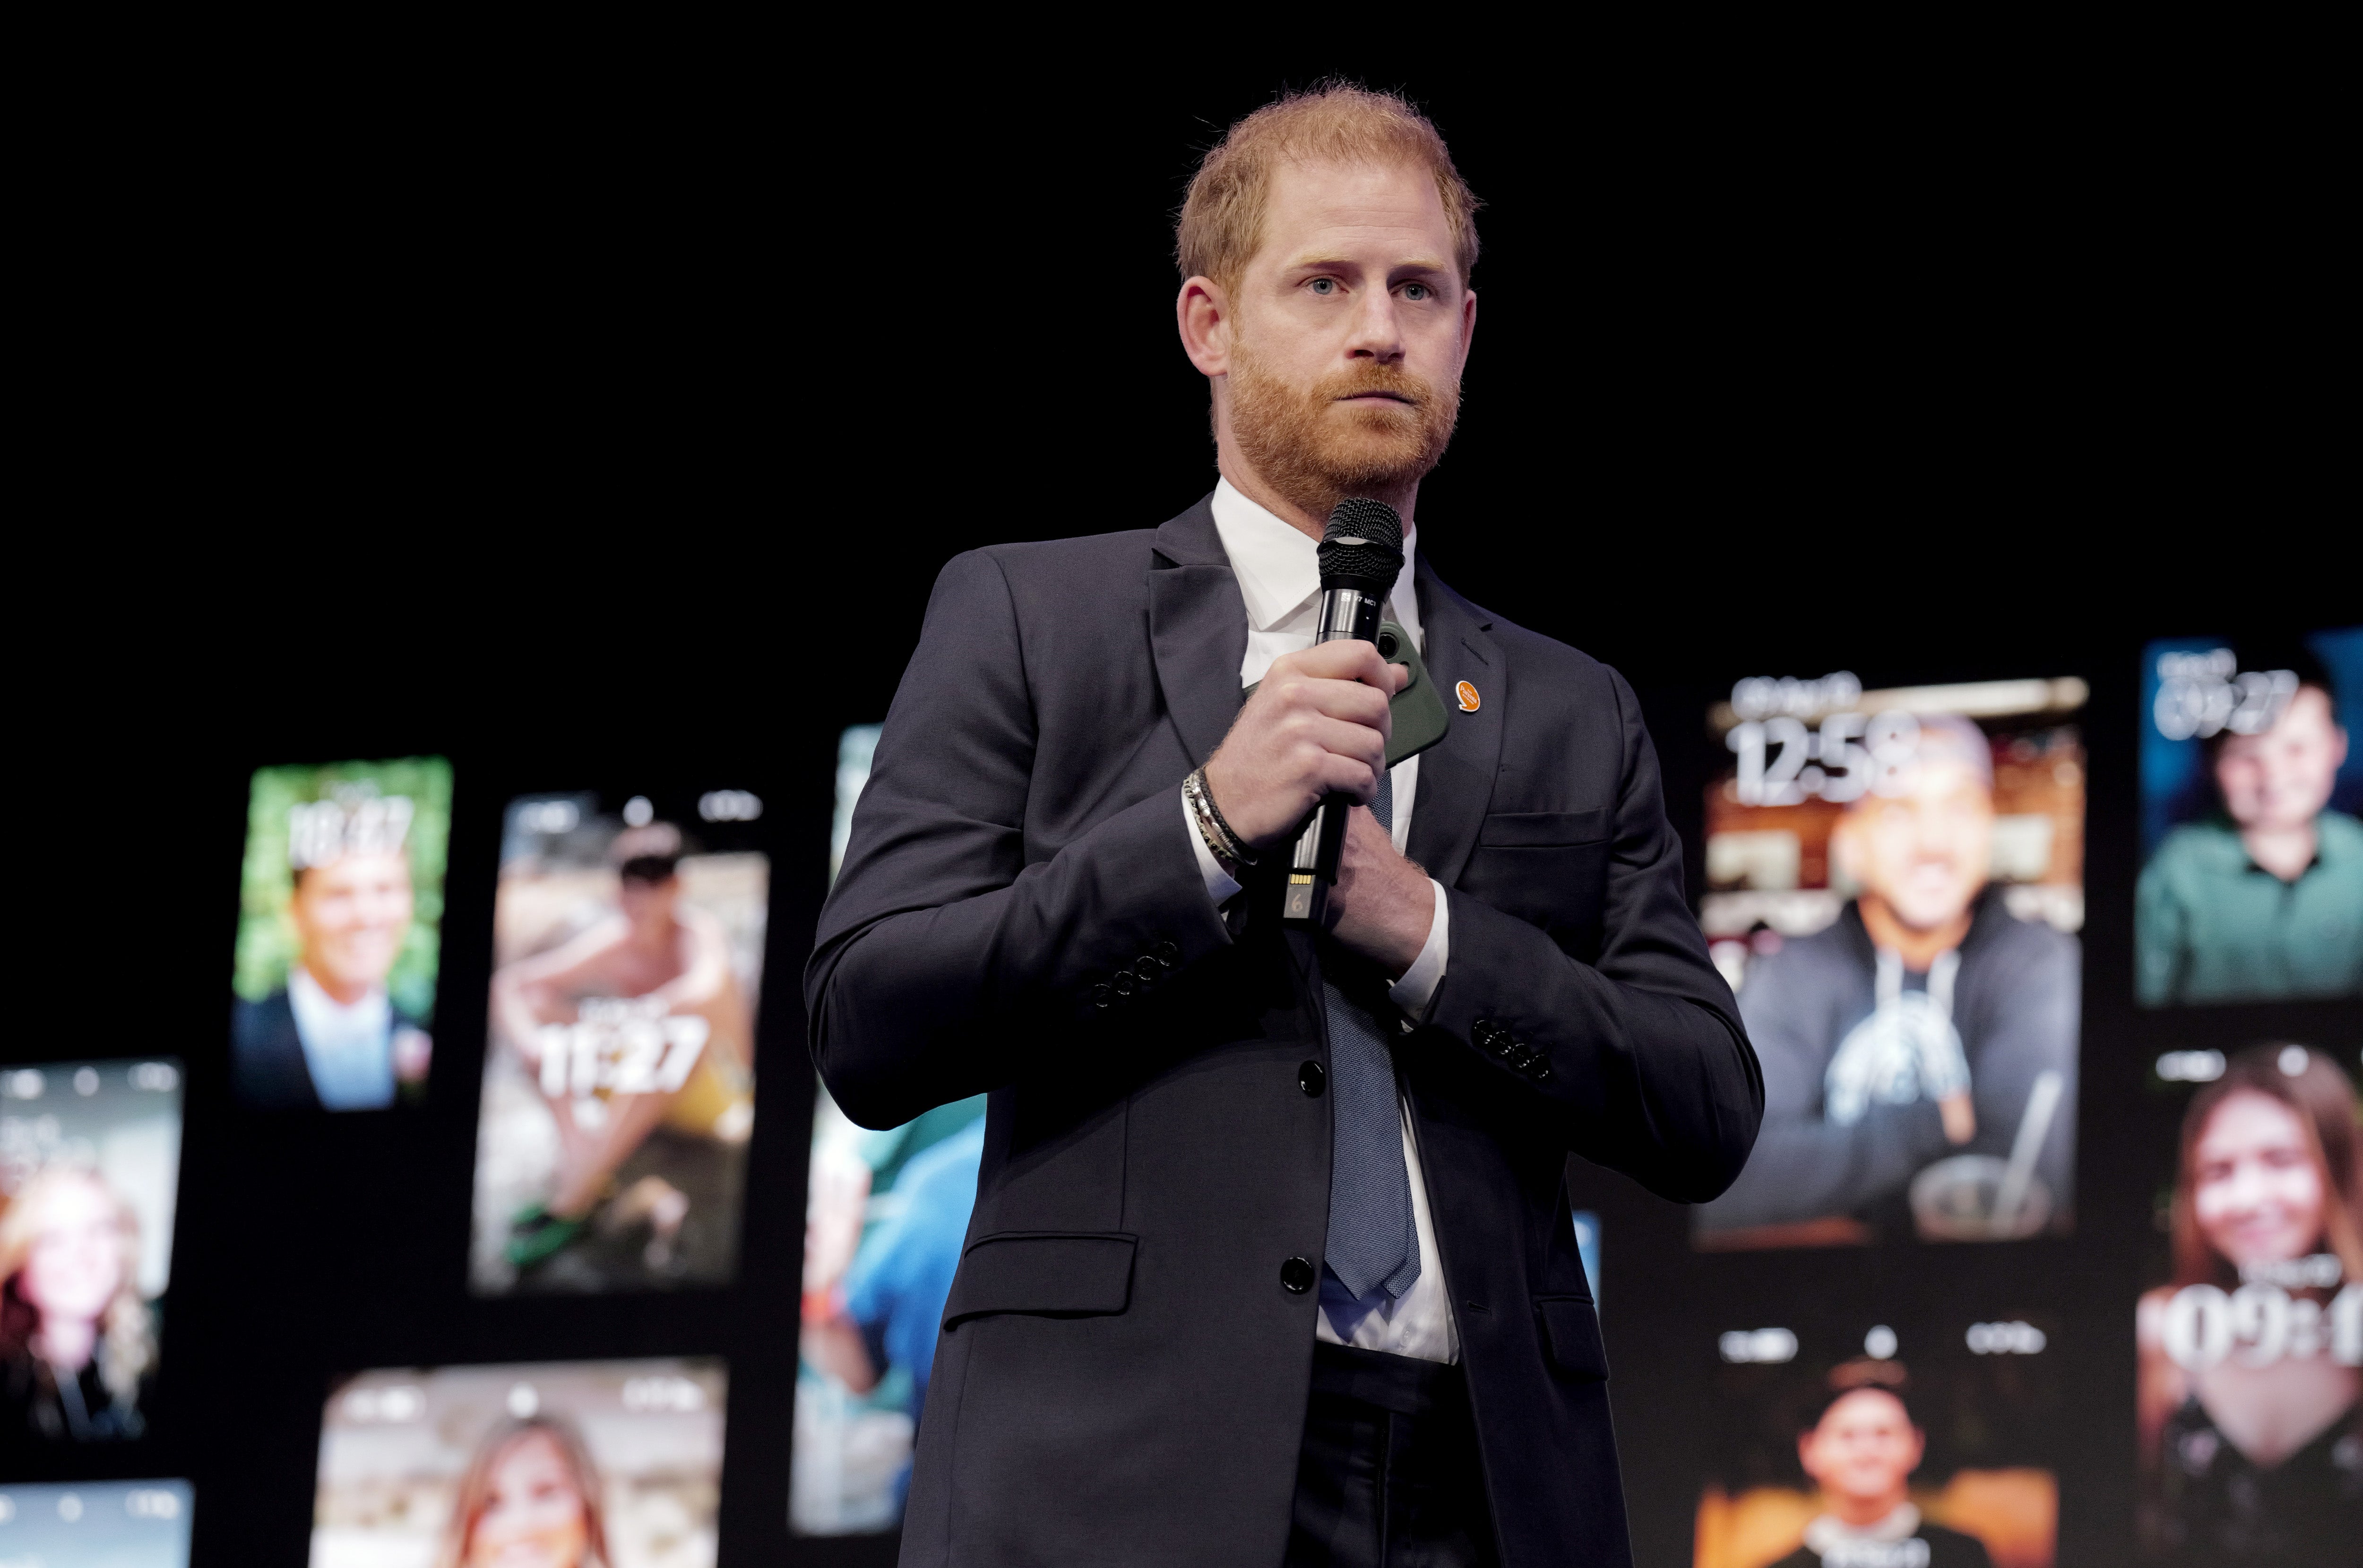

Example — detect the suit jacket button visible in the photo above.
[1112,970,1137,998]
[1091,983,1113,1008]
[1281,1257,1316,1294]
[1151,940,1179,964]
[1298,1061,1326,1097]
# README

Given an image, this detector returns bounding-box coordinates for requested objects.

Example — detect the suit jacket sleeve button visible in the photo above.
[1298,1061,1326,1097]
[1151,940,1179,964]
[1112,970,1137,998]
[1091,983,1113,1008]
[1281,1257,1317,1294]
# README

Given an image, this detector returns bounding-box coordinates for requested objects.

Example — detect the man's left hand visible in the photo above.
[1326,805,1435,979]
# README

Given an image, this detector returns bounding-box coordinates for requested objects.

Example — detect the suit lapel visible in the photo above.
[1147,496,1250,768]
[1406,557,1503,888]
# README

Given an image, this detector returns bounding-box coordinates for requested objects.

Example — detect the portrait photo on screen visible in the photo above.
[1697,1318,2060,1568]
[230,757,452,1112]
[2135,1042,2361,1563]
[794,724,987,1535]
[1691,673,2086,1250]
[312,1358,723,1568]
[2137,628,2363,1008]
[0,1059,182,1447]
[470,790,766,1295]
[0,1479,192,1567]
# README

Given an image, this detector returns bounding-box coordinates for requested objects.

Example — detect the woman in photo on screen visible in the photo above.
[0,1167,155,1442]
[490,822,756,1274]
[439,1416,611,1568]
[2136,1044,2363,1564]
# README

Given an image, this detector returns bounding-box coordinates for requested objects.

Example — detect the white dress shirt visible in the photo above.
[1180,476,1459,1364]
[287,965,398,1111]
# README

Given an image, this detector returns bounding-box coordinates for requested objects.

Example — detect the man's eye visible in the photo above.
[1309,277,1337,295]
[1402,283,1430,301]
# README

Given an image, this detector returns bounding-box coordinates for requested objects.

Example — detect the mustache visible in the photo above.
[1313,364,1432,405]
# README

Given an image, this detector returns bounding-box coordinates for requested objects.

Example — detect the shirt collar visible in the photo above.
[288,965,391,1042]
[1210,476,1422,644]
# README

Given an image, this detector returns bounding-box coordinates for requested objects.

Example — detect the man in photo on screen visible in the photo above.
[232,793,432,1111]
[1774,1370,1995,1568]
[1698,715,2078,1244]
[2138,647,2362,1005]
[809,83,1759,1566]
[490,822,756,1276]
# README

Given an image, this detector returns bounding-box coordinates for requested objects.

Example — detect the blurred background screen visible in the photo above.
[0,1479,192,1567]
[472,790,767,1296]
[311,1357,724,1568]
[230,758,452,1113]
[793,725,985,1537]
[1694,674,2086,1252]
[1,1060,182,1450]
[2136,627,2363,1008]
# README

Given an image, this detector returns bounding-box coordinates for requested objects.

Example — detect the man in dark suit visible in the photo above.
[807,85,1760,1568]
[232,795,431,1111]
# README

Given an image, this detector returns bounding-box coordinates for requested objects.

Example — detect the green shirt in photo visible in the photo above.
[2136,810,2363,1005]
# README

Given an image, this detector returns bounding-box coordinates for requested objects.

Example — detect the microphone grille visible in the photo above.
[1321,497,1403,553]
[1317,498,1406,593]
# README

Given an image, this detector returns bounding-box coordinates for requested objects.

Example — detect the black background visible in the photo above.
[19,45,2352,1566]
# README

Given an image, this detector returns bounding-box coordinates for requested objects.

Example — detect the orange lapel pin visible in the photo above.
[1455,680,1481,713]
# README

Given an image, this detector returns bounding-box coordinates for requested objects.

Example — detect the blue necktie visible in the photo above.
[1321,766,1421,1301]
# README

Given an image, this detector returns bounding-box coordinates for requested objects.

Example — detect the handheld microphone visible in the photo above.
[1282,498,1406,924]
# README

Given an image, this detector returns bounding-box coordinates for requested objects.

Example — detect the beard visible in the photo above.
[1226,343,1461,520]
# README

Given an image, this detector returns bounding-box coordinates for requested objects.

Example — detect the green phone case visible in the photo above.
[1240,620,1450,767]
[1376,620,1451,767]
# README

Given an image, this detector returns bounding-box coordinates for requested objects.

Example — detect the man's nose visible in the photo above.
[1345,288,1405,361]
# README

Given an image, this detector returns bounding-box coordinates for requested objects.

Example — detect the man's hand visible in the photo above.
[1203,641,1406,848]
[1327,805,1435,979]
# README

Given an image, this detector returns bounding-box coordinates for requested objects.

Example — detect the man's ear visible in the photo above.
[1177,276,1233,377]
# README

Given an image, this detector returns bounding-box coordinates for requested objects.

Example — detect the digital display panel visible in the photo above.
[470,791,767,1295]
[793,725,985,1536]
[2137,627,2363,1007]
[0,1479,191,1566]
[1697,1315,2059,1568]
[2135,1042,2361,1560]
[0,1059,182,1446]
[1694,675,2085,1249]
[231,757,452,1111]
[312,1358,724,1568]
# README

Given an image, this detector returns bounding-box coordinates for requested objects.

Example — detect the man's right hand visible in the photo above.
[1202,641,1406,850]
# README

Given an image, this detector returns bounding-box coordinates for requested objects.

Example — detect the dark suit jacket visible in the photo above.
[807,497,1762,1567]
[232,990,324,1110]
[231,988,423,1111]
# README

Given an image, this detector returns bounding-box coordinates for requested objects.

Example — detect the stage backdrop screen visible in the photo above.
[1696,1310,2059,1568]
[0,1058,183,1447]
[470,790,766,1296]
[0,1479,192,1566]
[2136,627,2363,1007]
[794,724,987,1536]
[312,1357,724,1568]
[1692,673,2086,1250]
[230,757,452,1111]
[2135,1041,2362,1559]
